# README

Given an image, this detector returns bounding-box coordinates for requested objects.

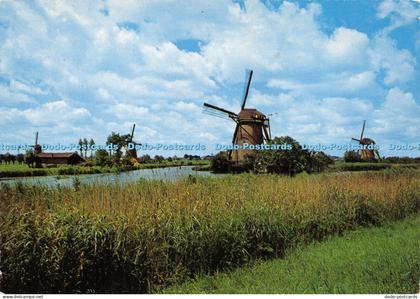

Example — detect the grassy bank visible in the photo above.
[0,164,120,178]
[0,160,209,178]
[328,162,420,172]
[1,170,419,293]
[164,214,420,294]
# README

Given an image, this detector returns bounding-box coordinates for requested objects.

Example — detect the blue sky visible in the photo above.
[0,0,419,157]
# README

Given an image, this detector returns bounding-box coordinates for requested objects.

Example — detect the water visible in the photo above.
[0,166,222,188]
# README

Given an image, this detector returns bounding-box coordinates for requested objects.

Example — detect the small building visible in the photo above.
[36,152,85,165]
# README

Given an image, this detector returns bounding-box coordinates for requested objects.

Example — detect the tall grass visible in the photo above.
[1,170,419,293]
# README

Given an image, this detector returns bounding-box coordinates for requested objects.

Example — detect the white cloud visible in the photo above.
[325,27,369,64]
[377,0,420,32]
[374,88,420,139]
[0,100,91,126]
[0,0,418,155]
[111,103,149,120]
[369,34,416,85]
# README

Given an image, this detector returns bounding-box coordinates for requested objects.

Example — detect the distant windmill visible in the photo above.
[125,123,141,160]
[32,132,42,154]
[203,70,271,162]
[351,120,380,161]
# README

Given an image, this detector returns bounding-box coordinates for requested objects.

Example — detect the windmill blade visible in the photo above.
[229,123,240,160]
[35,132,38,145]
[241,70,253,110]
[130,124,136,141]
[203,108,234,121]
[203,103,238,120]
[351,138,361,143]
[360,120,366,140]
[262,119,271,142]
[374,149,381,161]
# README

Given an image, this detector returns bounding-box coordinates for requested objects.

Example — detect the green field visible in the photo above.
[1,170,419,293]
[164,214,420,294]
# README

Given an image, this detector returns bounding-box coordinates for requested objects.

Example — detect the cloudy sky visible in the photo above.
[0,0,419,157]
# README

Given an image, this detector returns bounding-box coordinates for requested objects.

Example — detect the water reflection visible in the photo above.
[0,166,222,188]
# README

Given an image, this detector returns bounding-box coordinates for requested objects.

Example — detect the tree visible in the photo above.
[16,153,25,164]
[25,150,37,168]
[0,154,4,164]
[78,138,83,157]
[154,155,164,163]
[106,132,131,164]
[83,138,88,158]
[210,151,230,173]
[307,151,334,173]
[94,149,112,167]
[253,136,308,175]
[344,151,361,162]
[139,154,152,163]
[4,153,11,164]
[89,138,95,157]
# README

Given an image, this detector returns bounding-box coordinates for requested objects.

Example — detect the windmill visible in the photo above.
[351,120,380,161]
[125,123,141,161]
[203,70,271,163]
[32,132,42,154]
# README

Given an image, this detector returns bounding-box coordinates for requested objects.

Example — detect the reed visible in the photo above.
[1,170,419,293]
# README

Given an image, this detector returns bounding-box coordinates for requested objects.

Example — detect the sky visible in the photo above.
[0,0,419,157]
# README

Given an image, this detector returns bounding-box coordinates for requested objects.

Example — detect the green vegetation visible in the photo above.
[0,160,209,178]
[164,214,420,294]
[0,164,120,178]
[1,170,419,293]
[329,161,420,173]
[329,162,392,172]
[210,136,334,174]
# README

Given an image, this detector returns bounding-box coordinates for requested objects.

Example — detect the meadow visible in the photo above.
[0,169,419,293]
[164,214,420,294]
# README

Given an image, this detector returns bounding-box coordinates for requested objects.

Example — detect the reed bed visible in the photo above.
[1,170,419,293]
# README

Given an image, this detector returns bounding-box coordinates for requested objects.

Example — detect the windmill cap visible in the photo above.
[360,137,376,144]
[238,108,266,119]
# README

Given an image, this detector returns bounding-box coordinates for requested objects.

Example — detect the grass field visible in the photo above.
[164,214,420,294]
[1,170,419,293]
[328,162,420,172]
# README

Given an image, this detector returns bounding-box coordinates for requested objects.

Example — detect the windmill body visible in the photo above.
[203,70,271,163]
[231,108,269,162]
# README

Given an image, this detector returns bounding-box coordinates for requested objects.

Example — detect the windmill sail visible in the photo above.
[241,70,253,110]
[203,103,238,120]
[360,120,366,140]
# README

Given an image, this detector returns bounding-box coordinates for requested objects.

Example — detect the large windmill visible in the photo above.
[351,120,380,161]
[203,70,271,163]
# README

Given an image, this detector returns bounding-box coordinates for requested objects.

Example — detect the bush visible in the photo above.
[253,136,308,175]
[210,152,231,173]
